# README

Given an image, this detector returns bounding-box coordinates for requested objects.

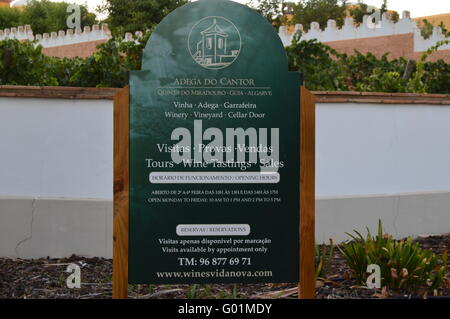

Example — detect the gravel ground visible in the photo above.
[0,234,449,299]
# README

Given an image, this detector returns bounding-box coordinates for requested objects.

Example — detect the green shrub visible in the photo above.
[286,37,348,91]
[0,33,150,88]
[69,34,149,87]
[0,34,448,93]
[339,220,448,295]
[355,68,405,93]
[423,60,450,94]
[0,0,96,35]
[315,239,335,279]
[286,35,449,94]
[0,7,22,30]
[415,40,450,94]
[0,39,58,86]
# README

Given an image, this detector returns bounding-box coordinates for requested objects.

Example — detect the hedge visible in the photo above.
[0,34,448,94]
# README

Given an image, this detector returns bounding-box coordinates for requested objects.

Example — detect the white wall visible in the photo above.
[1,98,450,200]
[0,23,142,48]
[0,97,113,199]
[316,103,450,197]
[1,96,449,257]
[278,11,450,52]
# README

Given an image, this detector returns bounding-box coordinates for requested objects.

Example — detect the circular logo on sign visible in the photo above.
[188,16,241,70]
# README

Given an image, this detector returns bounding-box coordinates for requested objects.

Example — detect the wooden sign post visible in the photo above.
[299,87,316,299]
[112,0,316,299]
[113,86,130,299]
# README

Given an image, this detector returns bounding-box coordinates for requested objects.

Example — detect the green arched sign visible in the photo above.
[128,0,302,284]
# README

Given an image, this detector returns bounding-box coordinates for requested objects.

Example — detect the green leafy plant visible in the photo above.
[339,220,448,295]
[356,68,405,93]
[186,284,199,299]
[98,0,187,36]
[287,37,449,94]
[218,284,239,299]
[68,31,151,88]
[0,39,58,86]
[0,0,96,34]
[417,19,449,39]
[0,32,448,93]
[202,284,212,298]
[0,32,151,88]
[291,0,347,31]
[0,6,22,30]
[286,36,348,91]
[315,239,335,279]
[232,284,238,298]
[406,40,450,93]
